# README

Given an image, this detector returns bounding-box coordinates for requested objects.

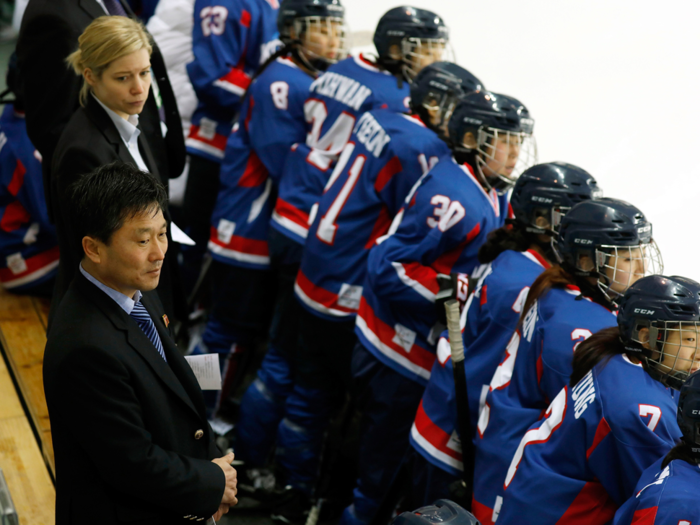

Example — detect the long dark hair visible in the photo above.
[662,440,698,469]
[237,42,297,113]
[520,265,577,325]
[569,327,624,387]
[478,223,534,264]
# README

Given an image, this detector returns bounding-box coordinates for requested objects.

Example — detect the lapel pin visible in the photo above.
[162,314,170,328]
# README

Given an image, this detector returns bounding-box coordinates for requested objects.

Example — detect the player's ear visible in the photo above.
[578,254,595,272]
[638,327,651,349]
[534,215,550,230]
[388,44,402,60]
[462,132,477,149]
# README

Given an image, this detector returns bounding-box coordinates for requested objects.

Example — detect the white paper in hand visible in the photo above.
[184,354,222,390]
[171,222,196,245]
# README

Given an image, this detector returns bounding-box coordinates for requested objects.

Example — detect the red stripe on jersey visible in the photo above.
[480,284,488,306]
[220,65,252,93]
[245,96,255,132]
[374,156,402,192]
[555,481,617,525]
[295,269,357,313]
[364,205,392,249]
[586,417,612,459]
[7,160,26,196]
[525,248,551,269]
[209,226,269,256]
[432,223,481,275]
[0,201,30,232]
[471,497,495,525]
[275,197,310,229]
[240,9,251,27]
[238,151,268,187]
[414,399,462,461]
[507,202,515,219]
[629,507,658,524]
[401,262,439,294]
[536,350,544,386]
[0,245,59,283]
[357,296,436,373]
[187,124,229,150]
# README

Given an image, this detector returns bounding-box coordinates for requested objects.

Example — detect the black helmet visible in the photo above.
[409,62,482,141]
[277,0,348,71]
[393,500,481,525]
[448,90,537,195]
[618,275,700,390]
[510,162,602,235]
[556,198,663,304]
[374,6,450,80]
[677,369,700,454]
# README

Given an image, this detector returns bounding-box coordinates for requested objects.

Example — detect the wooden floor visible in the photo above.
[0,287,55,524]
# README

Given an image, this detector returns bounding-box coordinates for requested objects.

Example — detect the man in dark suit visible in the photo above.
[15,0,185,219]
[43,163,237,525]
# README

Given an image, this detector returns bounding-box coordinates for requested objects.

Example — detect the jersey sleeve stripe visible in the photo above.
[0,245,59,288]
[355,297,434,380]
[410,400,464,470]
[363,205,393,249]
[432,222,481,275]
[585,416,612,459]
[629,507,658,525]
[7,159,25,197]
[274,197,310,230]
[213,65,252,96]
[374,155,402,192]
[237,151,269,187]
[294,269,357,317]
[391,261,439,301]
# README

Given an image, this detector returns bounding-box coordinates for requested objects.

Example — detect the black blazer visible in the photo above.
[43,271,224,525]
[51,95,183,321]
[16,0,185,219]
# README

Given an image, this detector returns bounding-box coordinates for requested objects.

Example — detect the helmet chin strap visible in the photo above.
[560,261,615,309]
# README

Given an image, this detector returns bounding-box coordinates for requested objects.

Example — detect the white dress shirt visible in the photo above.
[92,94,150,173]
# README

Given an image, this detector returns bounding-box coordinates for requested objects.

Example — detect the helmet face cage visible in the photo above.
[475,127,538,195]
[401,37,454,80]
[421,88,459,139]
[291,16,348,69]
[632,321,700,390]
[550,205,572,233]
[594,241,664,303]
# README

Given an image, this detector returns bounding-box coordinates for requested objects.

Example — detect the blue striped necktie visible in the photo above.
[130,301,167,362]
[102,0,128,17]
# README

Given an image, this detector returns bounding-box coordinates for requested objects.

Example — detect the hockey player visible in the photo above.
[612,369,700,525]
[192,0,347,417]
[409,162,602,506]
[273,61,481,520]
[270,5,451,244]
[183,0,280,273]
[0,55,58,295]
[344,90,536,525]
[496,274,699,524]
[472,198,663,524]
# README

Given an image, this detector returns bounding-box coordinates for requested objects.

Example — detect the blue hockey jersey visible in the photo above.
[186,0,280,161]
[270,53,411,243]
[409,249,550,477]
[355,158,509,386]
[496,354,681,525]
[0,106,58,290]
[472,284,617,524]
[208,57,312,269]
[294,110,450,321]
[613,458,700,525]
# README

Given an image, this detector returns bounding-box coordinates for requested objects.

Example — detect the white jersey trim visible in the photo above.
[208,240,270,266]
[213,79,246,96]
[2,259,59,288]
[410,423,464,472]
[521,250,546,268]
[355,314,431,380]
[186,137,225,159]
[294,280,352,318]
[391,262,436,302]
[271,210,309,239]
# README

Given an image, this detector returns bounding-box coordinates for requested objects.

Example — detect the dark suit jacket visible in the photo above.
[44,271,224,525]
[16,0,185,219]
[50,94,183,321]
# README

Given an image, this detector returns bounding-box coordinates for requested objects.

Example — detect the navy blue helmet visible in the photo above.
[410,62,483,141]
[510,162,602,235]
[617,275,700,390]
[278,0,347,71]
[556,198,663,303]
[374,6,450,79]
[448,90,537,194]
[393,500,481,525]
[678,369,700,451]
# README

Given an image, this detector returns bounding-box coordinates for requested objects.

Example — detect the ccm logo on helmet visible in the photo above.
[531,196,553,203]
[574,238,593,245]
[633,308,656,315]
[638,225,651,233]
[692,410,700,415]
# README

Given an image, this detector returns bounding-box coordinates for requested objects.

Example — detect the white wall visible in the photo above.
[349,1,700,278]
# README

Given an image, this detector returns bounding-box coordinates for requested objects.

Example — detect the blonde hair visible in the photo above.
[67,16,153,107]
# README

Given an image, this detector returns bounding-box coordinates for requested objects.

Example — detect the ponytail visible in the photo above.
[478,223,532,264]
[520,266,576,325]
[569,327,623,387]
[237,42,296,112]
[662,441,699,469]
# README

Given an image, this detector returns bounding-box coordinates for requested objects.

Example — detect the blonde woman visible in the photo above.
[51,16,180,317]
